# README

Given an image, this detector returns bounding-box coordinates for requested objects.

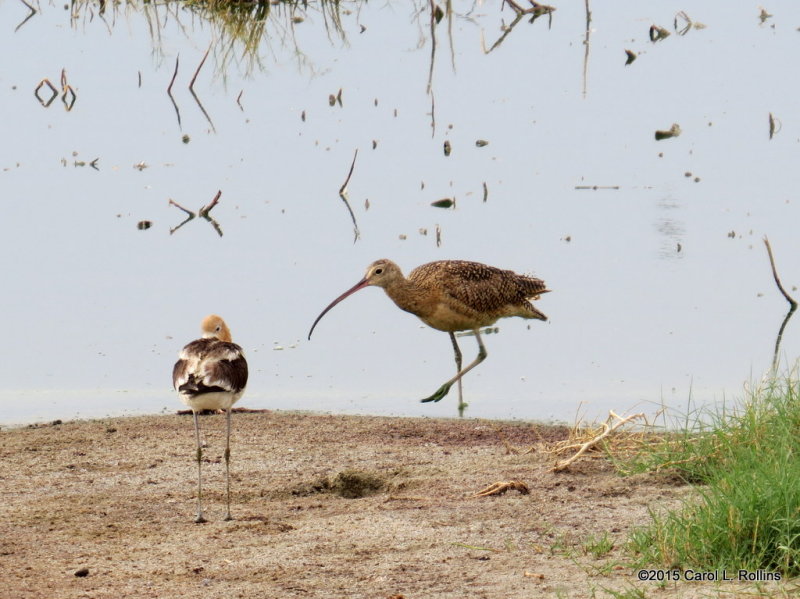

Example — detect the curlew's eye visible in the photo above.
[374,268,383,275]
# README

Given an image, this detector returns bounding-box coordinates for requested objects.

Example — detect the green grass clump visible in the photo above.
[628,373,800,576]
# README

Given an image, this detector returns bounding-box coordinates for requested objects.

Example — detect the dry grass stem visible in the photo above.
[550,410,646,471]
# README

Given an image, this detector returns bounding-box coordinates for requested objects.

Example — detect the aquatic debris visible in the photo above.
[443,140,451,156]
[338,149,360,243]
[575,185,620,190]
[137,220,152,231]
[433,3,444,24]
[182,135,190,144]
[34,78,57,107]
[34,69,76,111]
[482,1,555,54]
[167,55,181,128]
[649,24,671,42]
[674,11,706,34]
[188,47,216,133]
[169,191,224,237]
[236,90,244,110]
[763,236,798,372]
[60,69,76,111]
[759,8,773,24]
[431,198,455,209]
[133,162,148,171]
[372,140,378,149]
[435,224,442,247]
[624,49,637,65]
[188,46,210,93]
[328,88,343,107]
[654,123,681,140]
[475,139,489,147]
[15,0,35,32]
[769,112,781,139]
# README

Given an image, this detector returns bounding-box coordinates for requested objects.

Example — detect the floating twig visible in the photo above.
[482,181,488,203]
[15,0,36,32]
[236,90,244,111]
[654,123,681,140]
[575,185,620,190]
[764,237,797,310]
[338,149,361,243]
[624,49,637,65]
[764,237,797,372]
[169,199,195,218]
[189,45,210,93]
[674,11,692,35]
[61,85,76,111]
[649,24,671,42]
[34,79,58,107]
[167,55,181,128]
[768,112,781,139]
[187,47,216,133]
[198,190,221,218]
[169,193,223,237]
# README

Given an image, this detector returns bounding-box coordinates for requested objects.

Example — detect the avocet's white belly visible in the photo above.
[179,390,243,412]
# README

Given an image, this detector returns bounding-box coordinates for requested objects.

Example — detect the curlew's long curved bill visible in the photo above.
[308,277,370,340]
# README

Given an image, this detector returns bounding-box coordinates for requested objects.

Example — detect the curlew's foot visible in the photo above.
[420,382,453,403]
[223,513,233,522]
[194,513,207,524]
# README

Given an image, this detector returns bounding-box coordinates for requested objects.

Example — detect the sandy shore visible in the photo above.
[0,411,792,598]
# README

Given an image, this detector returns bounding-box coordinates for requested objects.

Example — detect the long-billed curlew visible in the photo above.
[308,259,549,413]
[172,315,248,522]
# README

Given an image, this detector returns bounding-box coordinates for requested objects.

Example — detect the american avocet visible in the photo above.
[173,315,248,522]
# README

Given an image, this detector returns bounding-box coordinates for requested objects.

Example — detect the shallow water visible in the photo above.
[2,1,799,426]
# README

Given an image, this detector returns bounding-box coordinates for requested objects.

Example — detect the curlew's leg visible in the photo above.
[448,332,468,415]
[422,329,487,404]
[223,407,233,521]
[192,410,207,523]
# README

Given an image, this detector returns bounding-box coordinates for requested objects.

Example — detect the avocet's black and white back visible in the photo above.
[173,315,248,412]
[173,314,248,523]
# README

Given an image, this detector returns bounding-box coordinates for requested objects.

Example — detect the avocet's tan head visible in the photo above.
[200,314,232,343]
[307,259,405,340]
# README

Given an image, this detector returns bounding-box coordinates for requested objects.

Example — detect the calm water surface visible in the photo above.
[2,1,799,426]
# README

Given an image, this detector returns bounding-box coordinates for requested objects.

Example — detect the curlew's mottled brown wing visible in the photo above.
[410,260,549,320]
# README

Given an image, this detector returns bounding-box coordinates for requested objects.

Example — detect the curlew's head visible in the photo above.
[200,314,233,343]
[307,259,403,340]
